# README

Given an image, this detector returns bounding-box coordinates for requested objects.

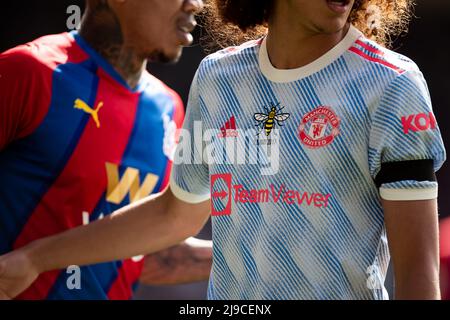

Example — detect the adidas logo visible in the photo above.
[218,116,238,138]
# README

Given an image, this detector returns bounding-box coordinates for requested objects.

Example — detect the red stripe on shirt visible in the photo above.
[355,39,385,57]
[349,47,405,74]
[14,70,140,299]
[107,258,144,300]
[106,84,184,300]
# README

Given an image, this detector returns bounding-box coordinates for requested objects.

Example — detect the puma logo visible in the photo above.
[74,99,104,128]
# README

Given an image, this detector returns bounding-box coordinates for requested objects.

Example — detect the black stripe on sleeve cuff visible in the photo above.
[374,159,436,189]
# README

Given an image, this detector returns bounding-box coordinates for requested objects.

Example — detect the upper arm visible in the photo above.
[167,68,211,234]
[369,70,445,298]
[383,199,439,271]
[369,70,444,250]
[0,51,25,150]
[382,199,440,299]
[166,187,210,236]
[369,70,446,202]
[0,47,51,151]
[169,68,211,204]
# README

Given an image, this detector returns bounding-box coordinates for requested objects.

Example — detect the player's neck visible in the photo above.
[79,12,146,90]
[266,16,350,70]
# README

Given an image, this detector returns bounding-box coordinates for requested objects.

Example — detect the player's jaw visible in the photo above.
[114,0,203,64]
[318,0,355,33]
[288,0,355,35]
[158,13,198,63]
[272,0,355,36]
[147,0,202,64]
[146,13,197,64]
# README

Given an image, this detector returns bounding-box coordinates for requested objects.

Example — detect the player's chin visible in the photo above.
[316,17,350,35]
[165,46,184,64]
[148,47,183,64]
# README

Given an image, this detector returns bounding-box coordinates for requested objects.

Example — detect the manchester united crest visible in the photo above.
[298,106,340,149]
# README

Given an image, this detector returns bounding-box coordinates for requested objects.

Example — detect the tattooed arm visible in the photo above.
[140,237,212,286]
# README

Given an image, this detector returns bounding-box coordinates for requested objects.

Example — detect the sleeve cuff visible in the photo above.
[169,175,211,204]
[379,186,438,201]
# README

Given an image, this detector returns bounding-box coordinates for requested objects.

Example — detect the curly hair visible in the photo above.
[201,0,414,51]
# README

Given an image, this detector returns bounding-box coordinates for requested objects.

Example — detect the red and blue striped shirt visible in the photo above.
[0,32,184,300]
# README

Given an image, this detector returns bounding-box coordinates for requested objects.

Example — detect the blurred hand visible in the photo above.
[0,237,213,298]
[139,237,212,286]
[0,248,39,300]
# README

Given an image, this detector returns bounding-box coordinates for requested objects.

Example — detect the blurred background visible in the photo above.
[1,0,449,299]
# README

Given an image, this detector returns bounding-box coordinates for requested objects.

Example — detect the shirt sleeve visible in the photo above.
[157,85,185,192]
[169,69,211,203]
[368,69,446,201]
[0,46,51,151]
